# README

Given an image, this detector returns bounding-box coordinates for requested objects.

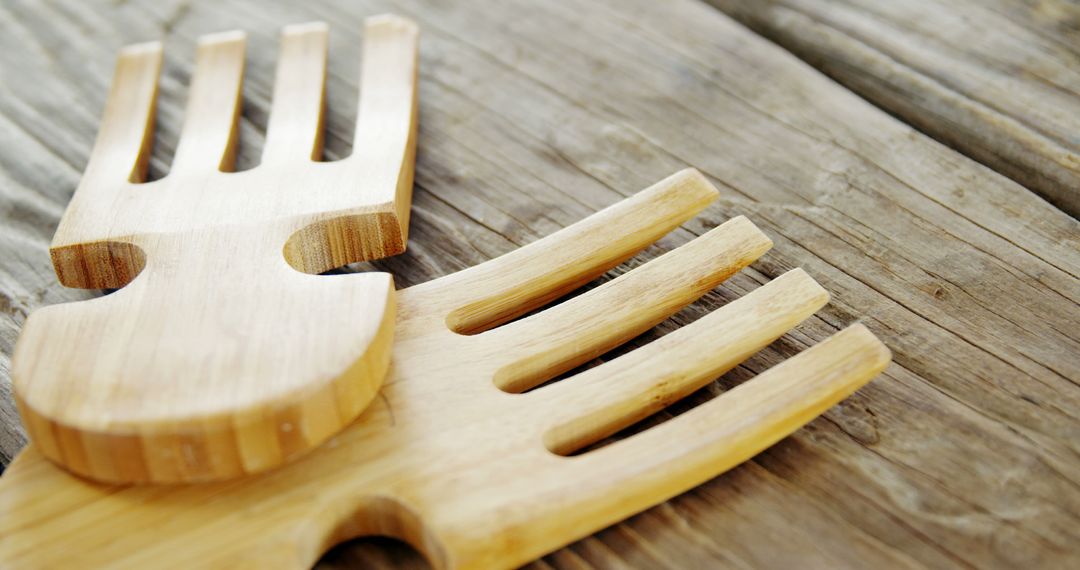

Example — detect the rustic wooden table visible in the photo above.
[1,0,1077,568]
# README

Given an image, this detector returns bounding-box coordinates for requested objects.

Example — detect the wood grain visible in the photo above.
[0,0,1077,568]
[709,0,1080,217]
[0,170,892,569]
[9,15,419,483]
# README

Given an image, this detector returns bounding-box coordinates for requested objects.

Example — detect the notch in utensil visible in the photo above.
[11,16,419,483]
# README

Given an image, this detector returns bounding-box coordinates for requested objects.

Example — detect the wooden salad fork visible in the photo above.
[0,169,891,569]
[11,17,418,483]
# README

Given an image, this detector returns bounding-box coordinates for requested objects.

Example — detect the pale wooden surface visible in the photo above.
[710,0,1080,217]
[12,16,416,483]
[0,171,892,569]
[0,0,1077,568]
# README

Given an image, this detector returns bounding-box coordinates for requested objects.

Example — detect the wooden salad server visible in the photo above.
[10,16,419,483]
[0,169,892,569]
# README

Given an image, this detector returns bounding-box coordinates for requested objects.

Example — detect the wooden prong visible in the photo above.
[84,42,162,185]
[542,325,889,543]
[347,15,419,221]
[537,268,828,453]
[485,216,773,393]
[262,22,328,163]
[590,322,890,463]
[170,30,246,174]
[418,169,719,335]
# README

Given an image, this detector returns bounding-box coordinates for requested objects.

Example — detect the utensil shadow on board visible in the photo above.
[0,168,891,569]
[10,15,420,484]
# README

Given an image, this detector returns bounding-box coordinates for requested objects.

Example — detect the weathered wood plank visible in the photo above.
[709,0,1080,217]
[0,0,1077,568]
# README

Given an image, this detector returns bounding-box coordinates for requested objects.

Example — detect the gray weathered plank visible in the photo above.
[0,0,1077,568]
[709,0,1080,217]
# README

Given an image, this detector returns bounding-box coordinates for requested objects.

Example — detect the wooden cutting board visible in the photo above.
[11,16,419,483]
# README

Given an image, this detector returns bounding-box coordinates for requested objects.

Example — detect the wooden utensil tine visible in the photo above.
[262,23,329,164]
[423,168,721,335]
[484,215,774,393]
[170,31,246,175]
[82,42,162,186]
[538,268,829,454]
[518,324,891,564]
[349,15,420,225]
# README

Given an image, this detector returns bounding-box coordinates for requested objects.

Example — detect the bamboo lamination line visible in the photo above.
[10,16,419,483]
[0,169,892,569]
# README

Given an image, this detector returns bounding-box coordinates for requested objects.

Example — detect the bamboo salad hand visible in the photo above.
[11,17,419,483]
[0,169,891,569]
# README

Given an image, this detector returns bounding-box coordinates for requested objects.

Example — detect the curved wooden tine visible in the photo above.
[532,324,891,553]
[81,41,162,186]
[50,42,160,290]
[170,30,246,174]
[536,268,828,453]
[585,323,888,495]
[262,22,328,164]
[483,216,773,393]
[406,169,721,333]
[345,14,420,240]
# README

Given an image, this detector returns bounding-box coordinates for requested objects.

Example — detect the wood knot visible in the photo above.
[831,402,880,446]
